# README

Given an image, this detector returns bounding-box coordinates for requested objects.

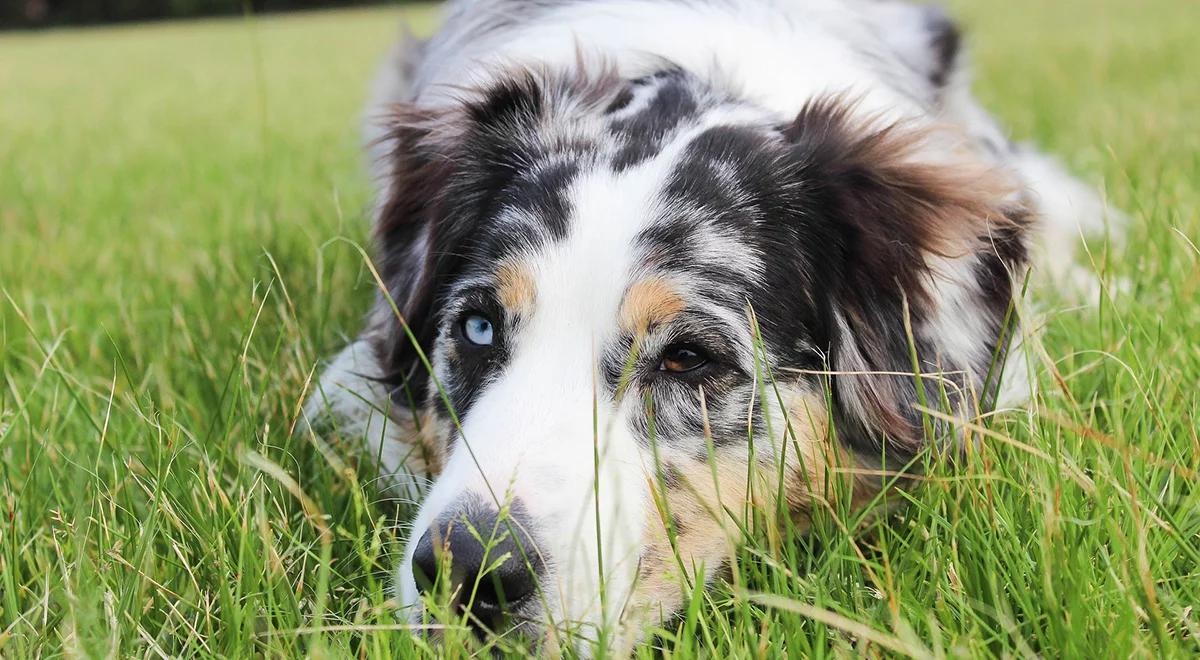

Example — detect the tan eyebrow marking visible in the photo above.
[620,278,685,337]
[496,261,536,315]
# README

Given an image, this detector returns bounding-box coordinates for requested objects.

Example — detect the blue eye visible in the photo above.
[461,314,495,346]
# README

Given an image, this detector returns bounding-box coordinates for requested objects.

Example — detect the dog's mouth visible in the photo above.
[407,592,587,654]
[402,544,640,654]
[426,580,544,634]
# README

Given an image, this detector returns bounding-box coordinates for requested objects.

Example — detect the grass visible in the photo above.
[1,0,1197,656]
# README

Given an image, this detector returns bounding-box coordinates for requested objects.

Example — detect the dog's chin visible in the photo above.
[405,604,651,657]
[403,605,551,649]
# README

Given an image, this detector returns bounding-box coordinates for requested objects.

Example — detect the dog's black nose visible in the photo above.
[411,499,541,630]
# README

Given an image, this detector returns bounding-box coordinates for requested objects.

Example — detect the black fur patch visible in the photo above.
[609,69,700,171]
[924,7,962,89]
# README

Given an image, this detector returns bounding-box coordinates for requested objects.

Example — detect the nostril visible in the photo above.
[458,516,540,632]
[474,553,537,607]
[410,528,439,594]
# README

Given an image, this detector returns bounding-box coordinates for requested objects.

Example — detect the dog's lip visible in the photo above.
[404,597,547,642]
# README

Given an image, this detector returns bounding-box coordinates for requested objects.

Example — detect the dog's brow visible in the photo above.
[495,260,537,315]
[620,278,685,336]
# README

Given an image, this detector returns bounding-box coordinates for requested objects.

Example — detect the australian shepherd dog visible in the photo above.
[303,0,1118,652]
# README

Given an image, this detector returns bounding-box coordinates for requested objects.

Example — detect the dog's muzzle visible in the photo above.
[410,497,545,634]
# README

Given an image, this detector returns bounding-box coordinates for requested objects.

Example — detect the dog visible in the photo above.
[302,0,1118,651]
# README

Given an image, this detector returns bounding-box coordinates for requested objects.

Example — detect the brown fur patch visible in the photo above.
[625,387,887,619]
[411,405,447,475]
[380,400,446,476]
[620,279,685,337]
[628,448,766,618]
[778,390,867,512]
[496,260,536,315]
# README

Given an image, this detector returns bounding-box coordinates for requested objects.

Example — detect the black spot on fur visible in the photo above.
[604,86,634,114]
[924,8,962,88]
[660,462,682,490]
[609,69,699,170]
[496,158,581,240]
[669,511,687,536]
[466,73,545,126]
[638,557,655,581]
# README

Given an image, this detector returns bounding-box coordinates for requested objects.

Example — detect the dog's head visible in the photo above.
[362,65,1027,648]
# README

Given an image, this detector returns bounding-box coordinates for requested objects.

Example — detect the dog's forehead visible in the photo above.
[456,77,786,313]
[469,146,699,330]
[472,163,763,338]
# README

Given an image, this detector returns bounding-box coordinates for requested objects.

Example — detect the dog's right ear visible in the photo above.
[365,103,462,406]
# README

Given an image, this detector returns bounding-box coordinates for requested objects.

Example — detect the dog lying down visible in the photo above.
[302,0,1120,652]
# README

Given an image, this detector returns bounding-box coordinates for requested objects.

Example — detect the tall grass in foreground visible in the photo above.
[1,0,1198,656]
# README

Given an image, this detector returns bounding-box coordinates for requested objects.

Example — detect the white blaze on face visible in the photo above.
[398,155,682,637]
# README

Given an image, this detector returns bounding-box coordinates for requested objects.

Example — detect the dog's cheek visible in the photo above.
[625,450,750,629]
[624,389,879,629]
[368,403,445,477]
[413,402,450,476]
[775,388,883,527]
[415,357,459,476]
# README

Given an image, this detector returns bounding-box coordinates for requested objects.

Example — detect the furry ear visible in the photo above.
[783,98,1030,465]
[365,102,463,407]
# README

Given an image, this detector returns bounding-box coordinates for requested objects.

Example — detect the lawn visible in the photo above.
[1,1,1197,657]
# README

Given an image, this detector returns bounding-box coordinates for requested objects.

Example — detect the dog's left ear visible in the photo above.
[782,99,1030,465]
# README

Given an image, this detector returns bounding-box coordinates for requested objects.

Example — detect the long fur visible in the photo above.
[304,0,1121,651]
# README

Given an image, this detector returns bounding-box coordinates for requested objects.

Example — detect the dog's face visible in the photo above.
[365,67,1026,647]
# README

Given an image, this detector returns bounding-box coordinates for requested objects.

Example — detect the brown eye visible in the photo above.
[659,344,709,373]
